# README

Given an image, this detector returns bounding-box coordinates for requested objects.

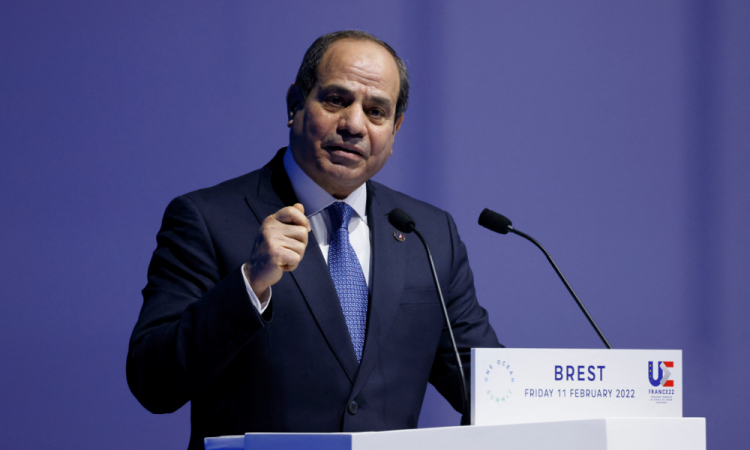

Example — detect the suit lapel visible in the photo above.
[288,244,360,383]
[245,150,359,384]
[352,183,407,396]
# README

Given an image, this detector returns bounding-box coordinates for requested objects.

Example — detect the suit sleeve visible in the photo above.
[126,195,267,414]
[428,211,503,421]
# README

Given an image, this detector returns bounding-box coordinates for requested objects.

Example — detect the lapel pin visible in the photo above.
[393,231,406,242]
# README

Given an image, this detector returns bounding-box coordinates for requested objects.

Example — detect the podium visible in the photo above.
[206,348,704,449]
[205,418,706,450]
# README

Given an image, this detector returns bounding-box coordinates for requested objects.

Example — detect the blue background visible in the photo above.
[1,1,748,448]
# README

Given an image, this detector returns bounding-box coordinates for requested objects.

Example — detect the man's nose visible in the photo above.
[338,105,366,137]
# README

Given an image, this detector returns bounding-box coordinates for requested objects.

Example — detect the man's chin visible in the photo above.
[320,157,363,176]
[318,166,368,198]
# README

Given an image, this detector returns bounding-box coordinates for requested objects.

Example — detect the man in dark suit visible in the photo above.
[127,30,501,449]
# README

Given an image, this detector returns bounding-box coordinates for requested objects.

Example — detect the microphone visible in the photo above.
[387,208,470,421]
[477,209,512,234]
[387,208,416,233]
[478,208,612,349]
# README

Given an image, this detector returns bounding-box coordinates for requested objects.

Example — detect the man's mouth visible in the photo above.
[326,145,362,157]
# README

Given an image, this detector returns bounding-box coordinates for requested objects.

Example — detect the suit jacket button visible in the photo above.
[347,400,359,415]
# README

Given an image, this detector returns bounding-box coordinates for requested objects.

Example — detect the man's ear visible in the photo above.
[393,113,405,135]
[286,84,304,128]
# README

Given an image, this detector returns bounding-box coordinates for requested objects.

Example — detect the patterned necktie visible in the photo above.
[326,202,368,363]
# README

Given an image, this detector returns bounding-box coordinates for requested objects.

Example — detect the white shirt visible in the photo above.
[242,148,371,313]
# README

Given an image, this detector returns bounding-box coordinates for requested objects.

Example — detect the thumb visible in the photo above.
[292,203,311,232]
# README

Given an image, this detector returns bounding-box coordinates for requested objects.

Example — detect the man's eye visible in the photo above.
[369,109,385,118]
[327,96,343,106]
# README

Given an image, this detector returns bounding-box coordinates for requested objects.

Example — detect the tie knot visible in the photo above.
[327,202,355,231]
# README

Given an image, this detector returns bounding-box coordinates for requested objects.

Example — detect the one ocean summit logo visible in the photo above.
[484,359,514,404]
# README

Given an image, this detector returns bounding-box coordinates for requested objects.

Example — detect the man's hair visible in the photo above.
[294,30,409,120]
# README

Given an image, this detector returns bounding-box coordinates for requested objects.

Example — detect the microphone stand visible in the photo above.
[507,225,612,349]
[411,227,470,418]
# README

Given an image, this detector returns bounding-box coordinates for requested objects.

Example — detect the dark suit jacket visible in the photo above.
[127,149,501,449]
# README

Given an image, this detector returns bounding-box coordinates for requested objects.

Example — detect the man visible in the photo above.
[127,30,501,449]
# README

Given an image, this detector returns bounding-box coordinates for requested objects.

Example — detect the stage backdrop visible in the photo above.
[1,1,748,448]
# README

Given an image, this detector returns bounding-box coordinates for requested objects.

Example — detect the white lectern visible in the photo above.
[206,418,705,450]
[205,349,706,450]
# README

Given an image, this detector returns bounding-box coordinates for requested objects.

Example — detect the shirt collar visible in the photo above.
[283,148,368,221]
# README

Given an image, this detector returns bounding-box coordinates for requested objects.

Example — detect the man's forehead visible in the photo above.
[315,39,400,100]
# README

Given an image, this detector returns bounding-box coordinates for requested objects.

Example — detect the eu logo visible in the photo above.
[648,361,674,387]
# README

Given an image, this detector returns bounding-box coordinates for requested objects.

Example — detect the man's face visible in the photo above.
[287,39,404,199]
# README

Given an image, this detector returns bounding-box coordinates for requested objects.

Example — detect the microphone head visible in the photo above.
[388,208,416,233]
[478,208,513,234]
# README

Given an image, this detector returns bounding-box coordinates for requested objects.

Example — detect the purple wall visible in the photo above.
[1,1,748,448]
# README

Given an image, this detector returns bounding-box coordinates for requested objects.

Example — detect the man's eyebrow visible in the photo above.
[317,84,354,98]
[319,84,394,111]
[367,94,393,111]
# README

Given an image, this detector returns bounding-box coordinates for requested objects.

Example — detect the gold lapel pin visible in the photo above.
[393,231,406,242]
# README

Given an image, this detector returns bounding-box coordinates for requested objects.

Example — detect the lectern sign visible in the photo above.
[471,348,682,425]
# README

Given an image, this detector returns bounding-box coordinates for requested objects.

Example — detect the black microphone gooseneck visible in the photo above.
[387,208,470,420]
[478,208,612,349]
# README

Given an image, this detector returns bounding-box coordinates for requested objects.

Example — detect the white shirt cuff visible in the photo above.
[241,263,271,314]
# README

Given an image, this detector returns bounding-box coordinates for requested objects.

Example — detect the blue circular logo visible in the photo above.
[484,359,515,404]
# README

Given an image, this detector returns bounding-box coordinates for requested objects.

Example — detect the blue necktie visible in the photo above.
[326,202,368,363]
